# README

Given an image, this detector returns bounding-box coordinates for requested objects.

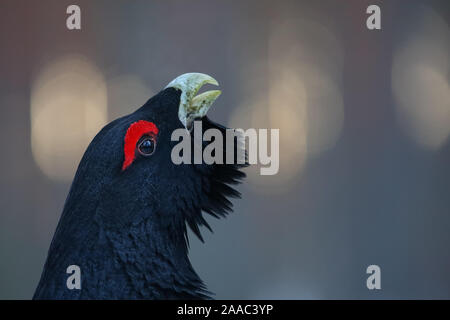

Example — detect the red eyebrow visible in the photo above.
[122,120,159,171]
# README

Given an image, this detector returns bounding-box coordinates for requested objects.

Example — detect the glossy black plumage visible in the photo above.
[33,88,246,299]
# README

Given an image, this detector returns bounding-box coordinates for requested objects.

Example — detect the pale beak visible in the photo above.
[165,73,221,130]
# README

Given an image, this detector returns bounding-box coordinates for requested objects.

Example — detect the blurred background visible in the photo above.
[0,0,449,299]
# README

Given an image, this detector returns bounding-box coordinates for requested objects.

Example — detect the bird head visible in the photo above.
[69,73,246,243]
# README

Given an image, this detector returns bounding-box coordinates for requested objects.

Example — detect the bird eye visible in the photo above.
[137,136,156,156]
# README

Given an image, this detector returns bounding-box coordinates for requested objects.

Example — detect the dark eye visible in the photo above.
[137,136,156,156]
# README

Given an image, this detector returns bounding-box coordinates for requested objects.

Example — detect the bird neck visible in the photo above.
[103,215,208,299]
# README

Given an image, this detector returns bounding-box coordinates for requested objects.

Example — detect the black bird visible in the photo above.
[34,73,247,299]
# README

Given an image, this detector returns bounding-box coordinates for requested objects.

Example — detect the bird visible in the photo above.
[33,73,247,299]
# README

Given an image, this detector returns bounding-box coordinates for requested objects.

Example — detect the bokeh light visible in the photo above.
[392,7,450,150]
[30,55,108,182]
[230,18,344,192]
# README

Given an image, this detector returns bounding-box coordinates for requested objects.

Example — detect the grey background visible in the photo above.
[0,0,449,299]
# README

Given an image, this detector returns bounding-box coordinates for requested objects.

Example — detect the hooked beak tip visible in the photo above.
[166,73,221,130]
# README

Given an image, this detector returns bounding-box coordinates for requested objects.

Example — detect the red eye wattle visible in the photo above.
[122,120,159,171]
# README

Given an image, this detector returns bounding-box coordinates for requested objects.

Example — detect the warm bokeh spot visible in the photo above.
[30,55,108,181]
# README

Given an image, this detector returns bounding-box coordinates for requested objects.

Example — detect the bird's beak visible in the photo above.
[166,73,221,130]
